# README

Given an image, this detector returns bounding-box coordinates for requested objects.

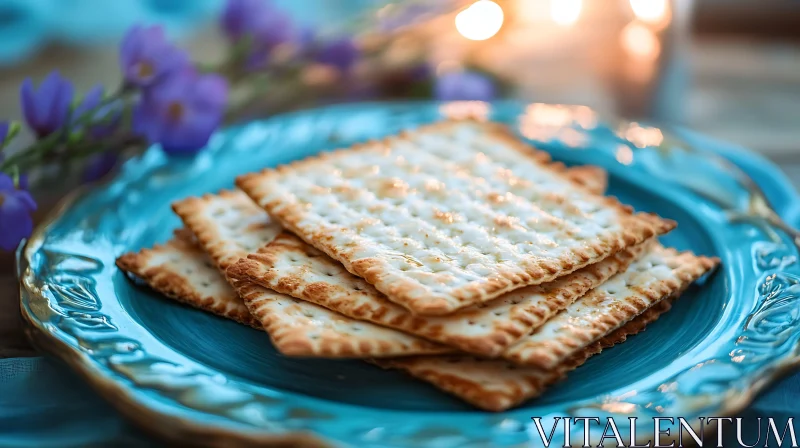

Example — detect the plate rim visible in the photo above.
[18,100,800,446]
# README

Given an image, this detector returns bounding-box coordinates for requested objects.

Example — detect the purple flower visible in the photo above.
[73,85,103,121]
[297,28,316,53]
[120,25,189,88]
[222,0,296,69]
[17,174,28,190]
[0,122,9,146]
[245,13,296,69]
[133,70,228,156]
[221,0,273,40]
[0,172,37,251]
[73,85,121,138]
[434,71,496,102]
[20,71,74,138]
[315,38,359,72]
[82,151,119,183]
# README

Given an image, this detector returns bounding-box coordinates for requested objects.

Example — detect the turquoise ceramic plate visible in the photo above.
[19,102,800,447]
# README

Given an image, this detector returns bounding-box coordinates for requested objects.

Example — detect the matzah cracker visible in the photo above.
[116,230,260,327]
[171,191,452,358]
[372,298,675,412]
[237,120,675,315]
[564,165,607,196]
[230,277,451,358]
[503,245,719,369]
[229,232,648,357]
[117,232,450,358]
[172,189,283,270]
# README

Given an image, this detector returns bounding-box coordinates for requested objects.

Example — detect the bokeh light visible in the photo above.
[629,0,668,23]
[455,1,504,41]
[618,122,665,148]
[620,22,661,61]
[550,0,582,26]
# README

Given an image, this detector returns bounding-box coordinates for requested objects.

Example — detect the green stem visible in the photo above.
[10,165,20,188]
[0,86,130,174]
[71,133,143,159]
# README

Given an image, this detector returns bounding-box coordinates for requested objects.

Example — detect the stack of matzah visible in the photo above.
[117,121,718,411]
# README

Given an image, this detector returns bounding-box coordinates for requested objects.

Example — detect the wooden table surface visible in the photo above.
[0,273,32,358]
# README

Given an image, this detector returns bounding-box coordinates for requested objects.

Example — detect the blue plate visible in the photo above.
[19,102,800,446]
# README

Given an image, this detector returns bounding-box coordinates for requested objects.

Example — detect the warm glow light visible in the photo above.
[518,103,596,147]
[516,0,550,23]
[620,22,661,61]
[439,101,491,121]
[630,0,668,23]
[616,145,634,165]
[455,1,504,41]
[618,122,664,148]
[523,103,597,129]
[550,0,582,26]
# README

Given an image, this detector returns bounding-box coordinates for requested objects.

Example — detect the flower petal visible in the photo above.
[434,71,495,102]
[46,73,74,134]
[0,192,35,251]
[14,189,37,212]
[192,74,228,111]
[222,0,275,40]
[0,121,8,145]
[82,152,118,183]
[132,70,225,155]
[120,24,186,87]
[132,99,167,143]
[160,111,220,155]
[120,24,142,66]
[0,173,14,191]
[316,38,359,72]
[21,71,74,136]
[19,77,40,131]
[16,174,29,191]
[74,85,104,120]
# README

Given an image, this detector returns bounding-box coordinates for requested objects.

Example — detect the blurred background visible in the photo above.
[1,0,798,183]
